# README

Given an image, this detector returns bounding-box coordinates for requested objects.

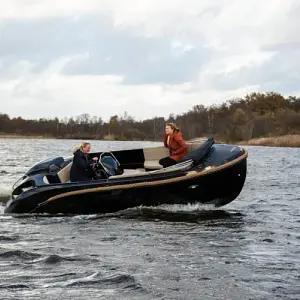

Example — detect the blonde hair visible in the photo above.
[72,142,91,154]
[166,122,180,132]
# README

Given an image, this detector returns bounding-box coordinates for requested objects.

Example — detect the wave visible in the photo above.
[0,235,19,242]
[0,250,41,261]
[113,206,244,224]
[1,199,243,225]
[0,284,31,290]
[43,254,96,264]
[63,272,140,289]
[4,207,244,226]
[44,254,73,264]
[41,270,142,290]
[0,188,11,203]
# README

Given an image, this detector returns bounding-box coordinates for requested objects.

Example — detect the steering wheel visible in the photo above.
[91,161,108,180]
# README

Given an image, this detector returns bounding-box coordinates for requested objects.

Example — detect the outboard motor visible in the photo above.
[26,157,66,176]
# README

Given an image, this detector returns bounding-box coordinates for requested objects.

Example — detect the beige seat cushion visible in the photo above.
[144,160,163,170]
[150,159,193,174]
[110,160,193,179]
[109,171,150,180]
[143,146,169,170]
[143,143,201,170]
[57,162,72,183]
[122,169,145,175]
[187,142,201,153]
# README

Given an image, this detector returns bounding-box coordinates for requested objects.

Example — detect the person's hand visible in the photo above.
[92,157,98,161]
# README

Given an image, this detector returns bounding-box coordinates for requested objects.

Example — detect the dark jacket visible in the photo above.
[70,149,93,182]
[163,130,188,161]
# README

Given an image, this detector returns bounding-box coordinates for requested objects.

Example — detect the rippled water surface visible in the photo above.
[0,139,299,299]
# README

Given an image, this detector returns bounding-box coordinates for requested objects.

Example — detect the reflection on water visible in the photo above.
[111,207,244,225]
[5,207,245,227]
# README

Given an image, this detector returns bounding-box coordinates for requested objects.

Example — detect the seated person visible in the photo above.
[70,142,98,182]
[159,123,188,168]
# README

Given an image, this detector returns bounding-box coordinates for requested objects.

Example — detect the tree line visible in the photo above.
[1,92,300,142]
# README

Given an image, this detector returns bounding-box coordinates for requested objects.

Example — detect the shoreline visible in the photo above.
[236,134,300,148]
[0,134,52,139]
[0,133,156,141]
[1,133,300,147]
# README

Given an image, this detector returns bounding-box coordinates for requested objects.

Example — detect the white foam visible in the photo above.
[0,187,11,202]
[142,203,216,212]
[0,205,6,214]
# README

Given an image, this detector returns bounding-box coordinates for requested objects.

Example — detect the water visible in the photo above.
[0,139,299,300]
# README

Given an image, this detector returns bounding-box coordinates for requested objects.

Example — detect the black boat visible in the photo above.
[4,138,248,214]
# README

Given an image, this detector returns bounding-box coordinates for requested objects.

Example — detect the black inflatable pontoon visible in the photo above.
[4,138,248,214]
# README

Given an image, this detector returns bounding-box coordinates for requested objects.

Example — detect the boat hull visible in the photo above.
[5,157,247,214]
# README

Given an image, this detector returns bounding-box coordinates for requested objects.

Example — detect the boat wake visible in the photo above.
[0,188,243,224]
[113,206,244,224]
[2,204,244,227]
[0,188,11,203]
[145,203,216,212]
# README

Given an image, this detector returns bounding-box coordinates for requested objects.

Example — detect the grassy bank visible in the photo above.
[238,134,300,147]
[0,133,152,141]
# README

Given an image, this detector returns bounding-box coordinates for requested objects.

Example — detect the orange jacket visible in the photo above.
[163,130,188,161]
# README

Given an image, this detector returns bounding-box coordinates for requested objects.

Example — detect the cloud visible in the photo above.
[0,0,300,120]
[0,55,260,120]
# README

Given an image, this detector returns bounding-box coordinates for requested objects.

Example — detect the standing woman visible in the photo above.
[70,142,98,182]
[159,123,188,168]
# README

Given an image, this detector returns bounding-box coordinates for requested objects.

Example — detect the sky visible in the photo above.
[0,0,300,121]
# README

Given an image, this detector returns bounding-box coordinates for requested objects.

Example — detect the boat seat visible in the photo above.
[109,171,151,179]
[150,160,193,174]
[109,160,193,180]
[144,160,163,170]
[143,146,169,170]
[187,142,201,153]
[121,168,145,175]
[57,162,72,183]
[142,143,201,170]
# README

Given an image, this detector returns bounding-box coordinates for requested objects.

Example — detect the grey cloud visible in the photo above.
[64,41,211,85]
[194,46,300,94]
[0,18,86,63]
[1,12,299,93]
[0,15,213,85]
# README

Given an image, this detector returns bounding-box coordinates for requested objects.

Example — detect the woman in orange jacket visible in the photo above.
[159,123,188,168]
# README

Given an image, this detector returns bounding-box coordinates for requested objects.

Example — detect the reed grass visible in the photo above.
[239,134,300,147]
